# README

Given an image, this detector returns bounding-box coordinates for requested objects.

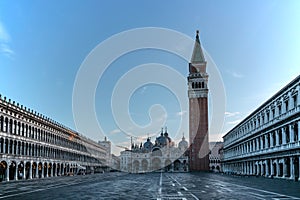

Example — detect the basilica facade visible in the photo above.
[0,95,109,182]
[119,128,189,173]
[222,75,300,180]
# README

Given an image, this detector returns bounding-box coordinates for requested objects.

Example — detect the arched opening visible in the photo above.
[273,162,277,176]
[38,162,43,178]
[132,160,139,173]
[43,162,47,177]
[278,163,283,177]
[141,159,148,172]
[286,158,290,177]
[25,162,31,179]
[53,163,56,176]
[173,160,181,171]
[32,162,37,178]
[48,163,52,177]
[151,158,161,171]
[57,163,60,176]
[295,157,299,179]
[9,161,17,180]
[151,148,162,157]
[0,160,7,182]
[18,162,24,180]
[164,159,172,172]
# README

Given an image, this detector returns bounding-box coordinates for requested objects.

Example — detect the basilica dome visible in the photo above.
[178,135,188,150]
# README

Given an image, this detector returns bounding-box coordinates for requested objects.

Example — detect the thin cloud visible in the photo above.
[0,20,14,58]
[225,111,240,117]
[110,129,122,134]
[227,70,244,78]
[227,119,242,125]
[232,71,244,78]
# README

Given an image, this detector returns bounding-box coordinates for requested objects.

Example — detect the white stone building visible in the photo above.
[222,75,300,180]
[120,128,189,173]
[0,95,109,182]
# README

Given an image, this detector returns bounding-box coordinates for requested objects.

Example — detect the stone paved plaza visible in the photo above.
[0,172,299,199]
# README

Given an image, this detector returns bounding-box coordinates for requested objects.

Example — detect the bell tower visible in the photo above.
[188,30,209,171]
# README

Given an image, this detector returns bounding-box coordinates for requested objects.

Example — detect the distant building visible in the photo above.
[98,137,112,170]
[209,142,223,172]
[222,75,300,180]
[119,128,188,173]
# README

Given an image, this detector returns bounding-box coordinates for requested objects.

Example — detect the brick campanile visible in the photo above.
[188,30,210,171]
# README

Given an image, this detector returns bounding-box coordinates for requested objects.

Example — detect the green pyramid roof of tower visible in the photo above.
[191,30,205,63]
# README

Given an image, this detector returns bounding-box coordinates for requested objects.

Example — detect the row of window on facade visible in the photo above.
[0,137,100,163]
[226,92,298,144]
[225,121,299,158]
[0,115,87,152]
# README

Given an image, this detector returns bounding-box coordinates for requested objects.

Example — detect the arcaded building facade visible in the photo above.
[222,75,300,180]
[0,95,108,182]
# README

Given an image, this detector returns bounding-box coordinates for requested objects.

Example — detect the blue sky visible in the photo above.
[0,0,300,155]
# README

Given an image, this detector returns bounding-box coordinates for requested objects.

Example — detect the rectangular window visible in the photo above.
[285,100,289,112]
[278,105,282,115]
[293,95,298,108]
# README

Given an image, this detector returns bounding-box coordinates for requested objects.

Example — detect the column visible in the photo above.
[282,127,286,145]
[41,163,44,178]
[7,140,10,154]
[270,132,274,147]
[11,142,14,155]
[290,157,295,179]
[14,163,18,180]
[6,162,9,181]
[266,160,269,176]
[22,164,26,180]
[29,162,32,179]
[270,159,274,177]
[45,164,48,178]
[256,138,260,150]
[16,143,18,155]
[265,135,269,149]
[35,165,38,178]
[2,140,4,154]
[275,130,279,146]
[50,163,53,177]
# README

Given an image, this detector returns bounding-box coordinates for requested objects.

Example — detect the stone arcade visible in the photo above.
[0,95,109,182]
[222,75,300,180]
